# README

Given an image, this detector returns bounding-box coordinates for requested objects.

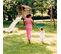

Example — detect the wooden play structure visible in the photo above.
[17,4,32,19]
[3,5,32,33]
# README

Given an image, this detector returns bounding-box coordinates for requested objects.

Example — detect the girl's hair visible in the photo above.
[41,28,43,30]
[26,14,31,18]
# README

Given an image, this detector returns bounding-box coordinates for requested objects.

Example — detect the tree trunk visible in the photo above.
[50,6,52,32]
[53,18,56,30]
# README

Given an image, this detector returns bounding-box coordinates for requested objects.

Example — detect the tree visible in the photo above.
[48,0,57,30]
[3,0,33,21]
[32,0,57,31]
[31,0,50,16]
[3,0,18,21]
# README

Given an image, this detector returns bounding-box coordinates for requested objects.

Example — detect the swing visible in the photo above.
[33,23,45,30]
[36,23,45,28]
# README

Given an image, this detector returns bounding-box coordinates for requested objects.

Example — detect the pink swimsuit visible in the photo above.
[25,18,32,40]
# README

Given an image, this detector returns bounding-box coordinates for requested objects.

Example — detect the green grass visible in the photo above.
[3,20,56,54]
[33,22,57,33]
[3,34,52,54]
[3,20,57,33]
[3,20,25,30]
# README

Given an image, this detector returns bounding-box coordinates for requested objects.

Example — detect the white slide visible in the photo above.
[4,16,22,33]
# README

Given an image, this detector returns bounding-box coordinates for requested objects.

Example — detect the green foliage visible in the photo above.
[3,0,18,21]
[3,0,57,20]
[32,0,57,15]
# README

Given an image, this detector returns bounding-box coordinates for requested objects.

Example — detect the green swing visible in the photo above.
[34,23,45,29]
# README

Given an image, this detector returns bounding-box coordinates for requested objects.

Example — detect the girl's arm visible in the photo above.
[32,20,34,25]
[31,18,34,25]
[23,19,26,25]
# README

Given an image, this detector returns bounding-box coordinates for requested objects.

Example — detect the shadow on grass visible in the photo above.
[3,34,53,54]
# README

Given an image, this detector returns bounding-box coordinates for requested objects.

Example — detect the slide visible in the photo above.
[4,16,22,33]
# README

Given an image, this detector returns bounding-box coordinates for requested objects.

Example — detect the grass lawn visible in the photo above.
[3,34,52,54]
[3,20,57,54]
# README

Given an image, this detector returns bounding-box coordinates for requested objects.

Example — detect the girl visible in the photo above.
[40,27,45,43]
[24,14,33,44]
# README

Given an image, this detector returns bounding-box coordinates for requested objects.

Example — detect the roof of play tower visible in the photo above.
[21,5,32,10]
